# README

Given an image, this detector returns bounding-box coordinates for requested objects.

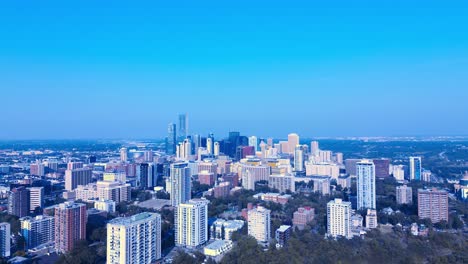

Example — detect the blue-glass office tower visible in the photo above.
[166,123,177,155]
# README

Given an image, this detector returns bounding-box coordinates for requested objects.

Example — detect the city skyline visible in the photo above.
[1,1,468,139]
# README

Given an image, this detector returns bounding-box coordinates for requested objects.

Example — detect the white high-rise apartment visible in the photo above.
[248,136,258,152]
[214,142,220,156]
[28,187,44,213]
[310,141,319,156]
[241,164,270,190]
[396,185,413,205]
[287,133,299,154]
[107,212,161,264]
[170,163,191,207]
[357,159,376,210]
[248,206,271,243]
[392,165,405,181]
[175,199,209,248]
[294,145,304,172]
[0,223,10,257]
[206,138,213,155]
[20,215,54,249]
[327,198,351,239]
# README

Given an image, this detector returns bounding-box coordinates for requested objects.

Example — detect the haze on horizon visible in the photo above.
[1,1,467,140]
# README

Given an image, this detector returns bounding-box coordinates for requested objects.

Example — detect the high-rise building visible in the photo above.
[178,113,188,141]
[327,198,352,239]
[55,202,87,253]
[373,158,390,178]
[107,212,161,264]
[170,163,191,207]
[120,147,128,162]
[294,145,304,172]
[65,167,92,191]
[409,157,422,181]
[365,209,378,229]
[268,174,295,193]
[67,162,84,170]
[357,160,376,210]
[396,185,413,205]
[311,176,331,195]
[136,163,150,189]
[310,141,319,156]
[275,225,291,247]
[248,136,258,152]
[214,142,220,157]
[248,206,271,243]
[144,150,154,162]
[418,188,448,223]
[28,187,44,213]
[20,215,55,249]
[241,164,269,190]
[392,165,405,181]
[166,123,177,155]
[287,133,299,154]
[96,181,131,203]
[0,223,10,257]
[8,187,30,217]
[175,199,209,248]
[206,137,213,155]
[305,162,340,179]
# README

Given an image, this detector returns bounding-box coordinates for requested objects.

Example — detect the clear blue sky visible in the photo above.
[1,0,467,139]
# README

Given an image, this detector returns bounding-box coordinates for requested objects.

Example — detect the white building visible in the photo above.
[357,160,376,210]
[327,198,351,239]
[305,162,340,179]
[0,223,10,257]
[287,133,300,154]
[396,185,413,205]
[365,209,378,229]
[94,200,116,213]
[294,146,304,172]
[392,165,405,181]
[409,157,422,181]
[107,212,161,264]
[175,199,209,248]
[28,187,44,213]
[268,174,295,193]
[241,164,269,190]
[96,181,131,203]
[248,136,258,152]
[204,240,233,257]
[170,163,191,207]
[248,206,271,243]
[210,219,244,241]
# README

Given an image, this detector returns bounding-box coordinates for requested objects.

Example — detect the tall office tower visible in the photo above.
[144,150,154,162]
[107,212,162,264]
[178,113,188,141]
[365,209,378,229]
[310,141,319,156]
[396,185,413,205]
[418,188,448,223]
[214,142,220,157]
[175,199,209,248]
[28,187,44,213]
[20,215,55,249]
[192,134,201,155]
[65,167,92,191]
[206,137,213,155]
[357,160,376,210]
[97,181,131,203]
[409,156,422,181]
[170,163,191,207]
[294,145,304,172]
[183,138,192,159]
[248,136,258,152]
[0,223,10,257]
[54,202,87,253]
[287,133,300,154]
[136,163,149,189]
[248,206,271,243]
[8,187,30,217]
[67,162,84,170]
[327,198,352,239]
[392,165,405,181]
[373,158,390,178]
[120,147,128,162]
[166,123,177,155]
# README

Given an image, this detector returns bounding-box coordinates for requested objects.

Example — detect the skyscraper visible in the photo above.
[120,147,128,162]
[310,141,319,156]
[65,167,92,191]
[294,145,304,172]
[55,202,87,253]
[20,215,55,249]
[418,188,448,223]
[175,199,209,248]
[327,198,352,239]
[170,163,191,207]
[206,137,213,155]
[136,163,150,189]
[107,212,162,264]
[28,187,44,213]
[0,223,10,257]
[214,142,220,157]
[248,136,258,152]
[409,156,422,181]
[178,113,188,141]
[357,160,376,210]
[287,133,300,154]
[166,123,177,155]
[8,187,30,217]
[248,206,271,243]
